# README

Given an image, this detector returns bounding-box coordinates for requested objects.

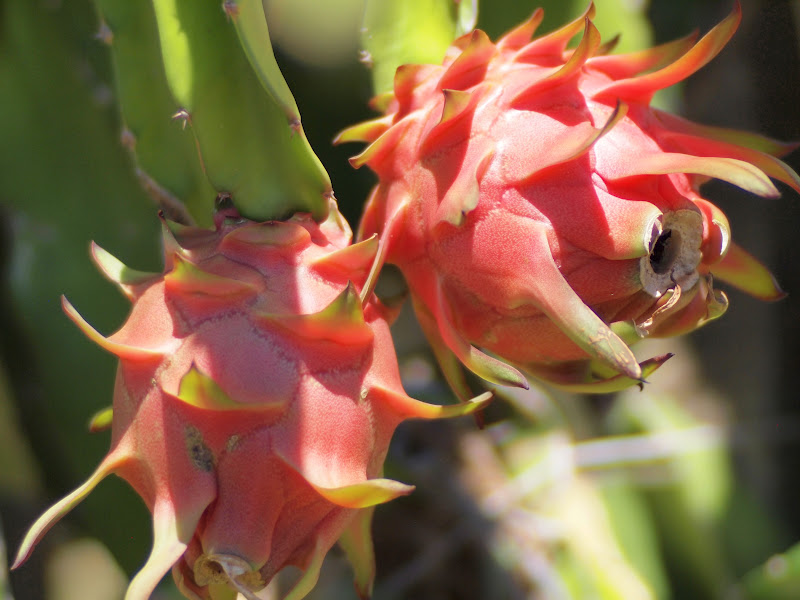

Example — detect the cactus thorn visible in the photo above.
[136,169,196,226]
[172,109,192,130]
[95,21,113,45]
[222,1,240,19]
[359,50,374,68]
[120,128,136,151]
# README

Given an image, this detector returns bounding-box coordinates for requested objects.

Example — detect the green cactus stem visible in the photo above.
[361,0,477,95]
[93,0,217,226]
[150,0,332,222]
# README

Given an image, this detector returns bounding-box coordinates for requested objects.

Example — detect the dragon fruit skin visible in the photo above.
[337,2,800,393]
[12,202,490,600]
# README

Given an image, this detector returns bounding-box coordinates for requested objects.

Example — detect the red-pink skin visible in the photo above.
[354,6,791,376]
[92,213,410,594]
[13,203,489,598]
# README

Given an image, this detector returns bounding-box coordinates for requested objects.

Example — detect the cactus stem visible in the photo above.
[171,109,212,183]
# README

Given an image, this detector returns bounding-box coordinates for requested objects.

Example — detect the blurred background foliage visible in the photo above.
[1,0,800,599]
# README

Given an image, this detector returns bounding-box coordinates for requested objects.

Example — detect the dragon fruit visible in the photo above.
[337,2,799,393]
[12,200,490,600]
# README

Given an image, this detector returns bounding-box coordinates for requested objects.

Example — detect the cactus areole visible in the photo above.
[338,2,799,394]
[12,200,490,600]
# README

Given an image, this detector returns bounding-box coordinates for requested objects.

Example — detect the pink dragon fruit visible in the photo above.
[12,201,490,600]
[337,2,799,393]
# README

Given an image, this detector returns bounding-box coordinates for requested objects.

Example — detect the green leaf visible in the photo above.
[599,477,670,599]
[607,393,736,597]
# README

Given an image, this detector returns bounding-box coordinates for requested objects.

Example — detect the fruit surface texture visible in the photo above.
[13,202,489,600]
[340,2,799,393]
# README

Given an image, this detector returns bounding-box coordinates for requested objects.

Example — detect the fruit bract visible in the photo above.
[12,201,490,600]
[338,2,799,393]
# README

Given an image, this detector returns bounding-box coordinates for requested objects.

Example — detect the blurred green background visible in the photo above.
[2,0,800,599]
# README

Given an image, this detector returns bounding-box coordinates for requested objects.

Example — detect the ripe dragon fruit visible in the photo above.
[12,200,490,600]
[337,2,800,394]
